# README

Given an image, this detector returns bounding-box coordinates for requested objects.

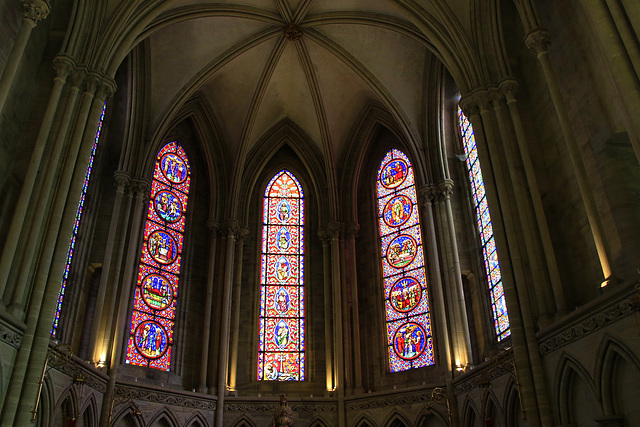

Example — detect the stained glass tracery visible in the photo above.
[458,107,510,341]
[125,142,191,370]
[52,102,107,337]
[377,149,434,372]
[257,170,305,381]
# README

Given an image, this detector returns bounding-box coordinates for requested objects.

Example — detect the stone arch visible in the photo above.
[308,417,330,427]
[184,412,209,427]
[461,397,481,427]
[596,334,640,423]
[555,352,601,425]
[382,410,412,427]
[416,404,449,427]
[503,378,525,427]
[481,389,504,427]
[353,413,378,427]
[111,403,144,427]
[77,393,98,427]
[228,414,257,427]
[51,386,78,427]
[35,376,54,427]
[147,407,180,427]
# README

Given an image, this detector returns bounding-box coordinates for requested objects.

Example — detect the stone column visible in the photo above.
[0,0,51,114]
[437,180,471,369]
[229,227,249,392]
[488,88,555,318]
[582,0,640,164]
[499,79,567,313]
[7,68,86,318]
[328,222,345,426]
[98,178,149,427]
[198,220,219,393]
[459,98,542,427]
[88,170,132,363]
[526,29,614,283]
[215,221,238,427]
[0,55,72,305]
[343,222,362,392]
[318,230,334,393]
[418,185,452,369]
[10,77,115,427]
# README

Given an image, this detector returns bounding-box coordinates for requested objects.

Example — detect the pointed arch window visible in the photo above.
[52,102,107,337]
[257,170,305,381]
[457,107,510,341]
[376,149,434,372]
[125,142,191,370]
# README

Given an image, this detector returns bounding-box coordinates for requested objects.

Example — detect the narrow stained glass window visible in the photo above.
[257,170,305,381]
[125,142,191,370]
[52,102,107,337]
[377,149,434,372]
[458,107,510,341]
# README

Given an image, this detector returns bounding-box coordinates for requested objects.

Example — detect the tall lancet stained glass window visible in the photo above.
[377,149,434,372]
[257,170,305,381]
[458,107,510,341]
[125,142,191,370]
[52,102,107,337]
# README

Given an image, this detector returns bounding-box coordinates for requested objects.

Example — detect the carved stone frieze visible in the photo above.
[345,391,431,410]
[225,401,336,412]
[0,321,22,348]
[538,300,635,355]
[453,359,515,395]
[54,362,107,393]
[117,386,217,411]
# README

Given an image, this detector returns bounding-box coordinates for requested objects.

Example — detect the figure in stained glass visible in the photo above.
[148,231,177,264]
[277,200,291,222]
[275,288,290,313]
[141,274,173,310]
[277,227,291,250]
[376,149,434,372]
[155,190,182,223]
[161,153,187,184]
[135,321,168,359]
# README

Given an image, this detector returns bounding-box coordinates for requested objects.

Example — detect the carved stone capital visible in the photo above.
[83,74,100,95]
[69,68,86,89]
[224,220,239,237]
[113,171,130,192]
[283,23,303,41]
[52,56,75,82]
[207,220,220,232]
[437,179,454,199]
[134,178,151,198]
[22,0,50,24]
[235,227,249,243]
[318,230,332,246]
[95,76,117,101]
[344,223,360,239]
[487,87,505,109]
[418,184,438,205]
[525,28,551,55]
[327,221,343,239]
[499,78,519,102]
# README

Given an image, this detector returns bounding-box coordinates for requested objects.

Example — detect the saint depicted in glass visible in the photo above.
[377,149,434,372]
[458,107,510,341]
[125,142,191,370]
[52,102,106,337]
[257,170,305,381]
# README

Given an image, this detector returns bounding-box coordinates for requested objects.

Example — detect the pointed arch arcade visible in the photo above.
[376,149,434,372]
[257,170,305,381]
[125,141,191,370]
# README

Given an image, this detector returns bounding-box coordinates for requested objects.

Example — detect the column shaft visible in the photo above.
[319,232,334,393]
[198,221,219,393]
[229,227,248,391]
[345,224,362,392]
[328,223,345,426]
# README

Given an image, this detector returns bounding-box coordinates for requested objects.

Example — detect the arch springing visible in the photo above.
[377,149,434,372]
[457,107,510,340]
[125,142,191,370]
[257,170,305,381]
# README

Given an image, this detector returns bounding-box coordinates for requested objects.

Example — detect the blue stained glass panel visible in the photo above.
[458,107,510,341]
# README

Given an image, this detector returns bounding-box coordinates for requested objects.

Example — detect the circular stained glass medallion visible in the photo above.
[393,322,427,361]
[389,277,422,313]
[386,234,417,268]
[154,190,182,223]
[383,195,412,227]
[148,230,178,265]
[160,152,188,184]
[380,158,409,189]
[141,273,173,310]
[134,320,168,359]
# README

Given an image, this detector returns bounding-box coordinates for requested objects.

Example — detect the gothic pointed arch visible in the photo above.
[461,397,480,427]
[147,407,180,427]
[78,394,98,427]
[111,405,144,427]
[555,352,601,425]
[416,406,449,427]
[481,389,504,427]
[383,410,412,427]
[184,412,209,427]
[228,414,257,427]
[354,413,378,427]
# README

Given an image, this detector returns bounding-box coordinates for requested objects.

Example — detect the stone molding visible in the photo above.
[54,361,107,393]
[345,390,432,410]
[225,401,336,412]
[0,320,22,348]
[538,300,635,355]
[116,385,217,411]
[453,353,515,395]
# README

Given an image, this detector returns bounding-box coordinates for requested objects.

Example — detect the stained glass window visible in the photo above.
[52,102,107,337]
[257,170,305,381]
[377,149,434,372]
[125,142,191,370]
[457,107,510,341]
